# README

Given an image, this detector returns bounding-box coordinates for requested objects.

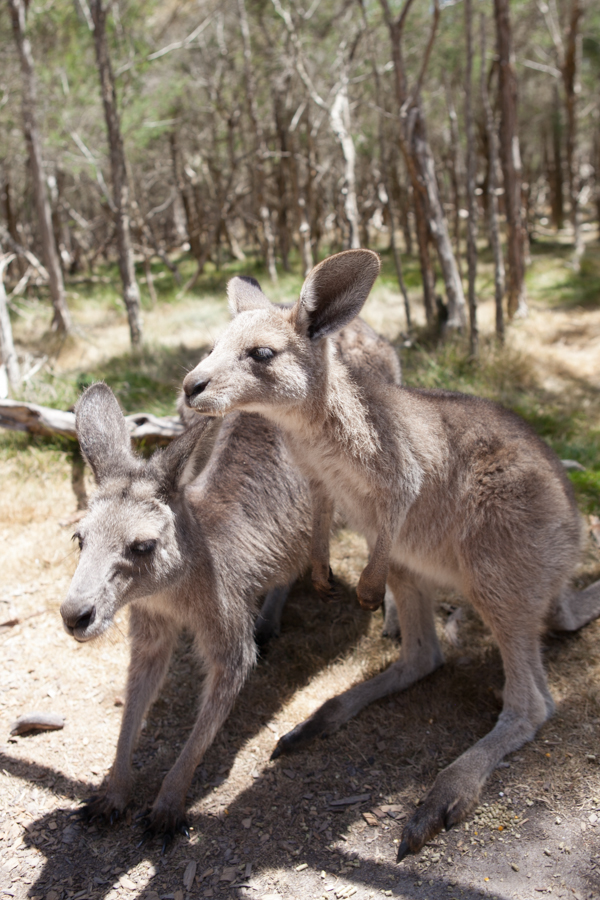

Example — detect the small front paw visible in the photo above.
[312,566,343,603]
[137,802,191,854]
[80,787,129,825]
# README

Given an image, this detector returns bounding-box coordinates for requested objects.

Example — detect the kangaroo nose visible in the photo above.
[62,605,96,633]
[184,377,210,404]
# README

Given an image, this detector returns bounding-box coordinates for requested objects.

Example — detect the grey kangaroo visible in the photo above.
[61,313,400,848]
[182,249,600,858]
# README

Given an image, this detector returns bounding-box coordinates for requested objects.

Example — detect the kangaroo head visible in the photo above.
[61,383,215,642]
[182,250,381,419]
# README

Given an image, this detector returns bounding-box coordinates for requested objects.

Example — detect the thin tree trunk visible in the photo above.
[410,107,467,330]
[274,84,292,272]
[0,167,25,279]
[412,185,436,325]
[551,85,564,230]
[378,0,466,331]
[481,14,505,343]
[170,133,203,261]
[494,0,527,319]
[238,0,277,282]
[0,255,21,395]
[90,0,142,347]
[8,0,72,335]
[445,87,462,277]
[540,0,584,266]
[465,0,478,357]
[330,82,361,250]
[563,0,584,268]
[361,2,411,330]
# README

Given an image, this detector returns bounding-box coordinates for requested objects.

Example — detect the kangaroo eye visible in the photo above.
[249,347,275,362]
[130,540,157,556]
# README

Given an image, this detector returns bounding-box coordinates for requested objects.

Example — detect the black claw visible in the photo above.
[135,808,151,824]
[109,809,120,826]
[179,823,191,839]
[161,833,174,855]
[396,839,411,863]
[137,829,152,849]
[270,742,283,761]
[443,811,456,832]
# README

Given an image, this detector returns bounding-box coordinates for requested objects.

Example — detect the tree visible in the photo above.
[481,15,505,343]
[377,0,467,331]
[540,0,585,268]
[494,0,527,319]
[90,0,142,347]
[8,0,72,335]
[464,0,478,356]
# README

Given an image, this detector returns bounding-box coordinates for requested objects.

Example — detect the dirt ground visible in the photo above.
[1,271,600,900]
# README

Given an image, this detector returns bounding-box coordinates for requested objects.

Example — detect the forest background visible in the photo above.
[1,3,600,899]
[1,0,600,506]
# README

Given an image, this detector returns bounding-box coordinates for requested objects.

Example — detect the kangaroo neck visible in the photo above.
[269,342,381,467]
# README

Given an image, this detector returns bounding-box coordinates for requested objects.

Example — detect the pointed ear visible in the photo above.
[75,383,136,483]
[149,417,223,495]
[227,275,272,317]
[295,250,381,340]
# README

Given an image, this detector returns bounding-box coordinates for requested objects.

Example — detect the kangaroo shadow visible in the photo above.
[5,592,600,900]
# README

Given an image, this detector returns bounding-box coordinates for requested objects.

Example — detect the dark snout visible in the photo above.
[60,600,97,642]
[183,371,210,406]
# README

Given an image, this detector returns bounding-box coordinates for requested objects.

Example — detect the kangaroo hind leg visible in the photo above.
[272,566,443,758]
[398,597,552,860]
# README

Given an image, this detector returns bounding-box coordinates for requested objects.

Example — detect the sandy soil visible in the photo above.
[1,267,600,900]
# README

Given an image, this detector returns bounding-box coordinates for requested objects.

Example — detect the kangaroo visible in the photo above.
[61,314,400,849]
[182,249,600,859]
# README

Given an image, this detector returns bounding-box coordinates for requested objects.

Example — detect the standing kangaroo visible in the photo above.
[182,249,600,858]
[61,313,400,848]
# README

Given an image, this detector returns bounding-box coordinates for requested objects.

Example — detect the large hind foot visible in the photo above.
[396,769,481,860]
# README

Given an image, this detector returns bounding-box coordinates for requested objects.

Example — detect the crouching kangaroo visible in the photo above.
[182,249,600,859]
[61,316,400,848]
[60,384,316,847]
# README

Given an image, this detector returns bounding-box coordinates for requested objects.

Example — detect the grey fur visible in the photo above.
[61,315,401,842]
[182,249,600,857]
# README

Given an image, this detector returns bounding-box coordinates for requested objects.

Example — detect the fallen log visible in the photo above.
[0,398,184,443]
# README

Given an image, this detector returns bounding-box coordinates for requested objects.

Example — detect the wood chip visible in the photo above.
[183,861,197,890]
[329,793,371,807]
[362,812,379,827]
[242,817,252,829]
[220,867,238,882]
[10,712,64,735]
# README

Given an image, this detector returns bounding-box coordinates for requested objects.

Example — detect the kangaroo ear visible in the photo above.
[75,383,135,483]
[295,249,381,340]
[149,417,223,495]
[227,275,272,317]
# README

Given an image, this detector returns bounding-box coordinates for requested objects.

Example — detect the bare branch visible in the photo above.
[71,131,115,211]
[521,57,560,77]
[147,16,212,61]
[400,0,440,118]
